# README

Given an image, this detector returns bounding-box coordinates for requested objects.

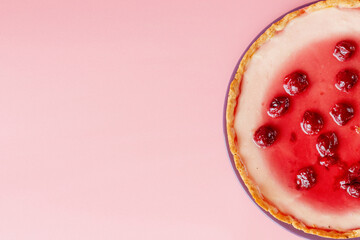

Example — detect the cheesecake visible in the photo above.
[226,0,360,238]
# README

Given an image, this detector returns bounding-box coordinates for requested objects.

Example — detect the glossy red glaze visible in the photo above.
[259,36,360,212]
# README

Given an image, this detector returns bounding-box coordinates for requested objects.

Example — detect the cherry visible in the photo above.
[335,69,358,92]
[333,40,356,62]
[253,125,278,148]
[338,162,360,188]
[329,103,354,126]
[283,71,309,96]
[318,156,338,168]
[347,183,360,198]
[338,162,360,198]
[339,175,351,190]
[267,96,290,118]
[316,132,338,157]
[301,111,324,135]
[296,167,317,190]
[348,162,360,180]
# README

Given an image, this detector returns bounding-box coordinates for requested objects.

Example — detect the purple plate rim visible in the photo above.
[222,1,360,239]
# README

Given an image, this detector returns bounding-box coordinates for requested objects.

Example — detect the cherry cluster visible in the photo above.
[253,40,360,197]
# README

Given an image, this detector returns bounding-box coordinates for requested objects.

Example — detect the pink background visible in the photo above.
[0,0,317,239]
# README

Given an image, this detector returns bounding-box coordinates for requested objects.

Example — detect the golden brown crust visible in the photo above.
[226,0,360,238]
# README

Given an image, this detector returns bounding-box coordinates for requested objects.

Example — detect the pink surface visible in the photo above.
[0,0,317,239]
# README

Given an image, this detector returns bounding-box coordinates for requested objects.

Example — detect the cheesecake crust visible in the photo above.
[226,0,360,238]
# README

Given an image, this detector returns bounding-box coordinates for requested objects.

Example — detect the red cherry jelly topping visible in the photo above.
[316,132,338,157]
[329,103,354,126]
[257,36,360,212]
[333,40,356,62]
[253,125,277,148]
[283,71,309,96]
[267,96,290,118]
[296,167,317,190]
[335,69,358,92]
[300,111,324,135]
